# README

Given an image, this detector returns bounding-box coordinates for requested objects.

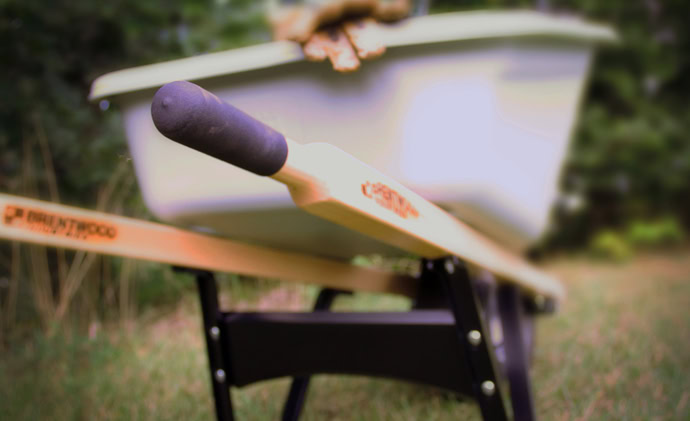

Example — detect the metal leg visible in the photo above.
[499,284,536,421]
[431,257,510,421]
[175,268,234,421]
[282,288,349,421]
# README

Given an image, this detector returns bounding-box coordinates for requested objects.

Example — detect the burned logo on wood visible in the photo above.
[361,182,419,219]
[3,205,118,241]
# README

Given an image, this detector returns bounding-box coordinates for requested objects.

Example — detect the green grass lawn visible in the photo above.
[1,251,689,420]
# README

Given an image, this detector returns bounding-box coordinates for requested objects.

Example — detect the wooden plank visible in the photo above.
[0,193,418,297]
[273,139,565,301]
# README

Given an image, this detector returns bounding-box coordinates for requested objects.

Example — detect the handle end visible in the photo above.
[151,81,288,176]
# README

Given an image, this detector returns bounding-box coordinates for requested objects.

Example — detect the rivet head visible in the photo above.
[444,259,455,274]
[209,326,220,340]
[467,330,482,346]
[426,261,434,270]
[481,380,496,397]
[215,369,226,383]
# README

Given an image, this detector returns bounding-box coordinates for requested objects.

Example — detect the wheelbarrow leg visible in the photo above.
[434,257,511,421]
[282,288,350,421]
[175,267,234,421]
[499,284,537,421]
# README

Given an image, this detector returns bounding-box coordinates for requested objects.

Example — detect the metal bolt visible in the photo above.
[467,330,482,346]
[214,369,226,383]
[209,326,220,341]
[481,380,496,397]
[425,261,434,270]
[444,259,455,274]
[534,294,546,311]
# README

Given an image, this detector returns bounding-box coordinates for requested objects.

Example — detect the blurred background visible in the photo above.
[1,0,688,420]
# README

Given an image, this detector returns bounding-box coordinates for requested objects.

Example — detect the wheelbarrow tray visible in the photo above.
[91,10,615,259]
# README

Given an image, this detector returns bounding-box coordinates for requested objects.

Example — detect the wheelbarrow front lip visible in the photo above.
[89,9,617,101]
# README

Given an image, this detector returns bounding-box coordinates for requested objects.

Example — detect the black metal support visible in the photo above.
[221,309,472,393]
[175,258,541,421]
[174,267,234,421]
[430,257,511,421]
[282,288,349,421]
[499,284,537,421]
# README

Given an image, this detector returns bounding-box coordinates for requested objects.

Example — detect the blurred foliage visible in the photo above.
[625,216,685,249]
[588,216,684,261]
[0,0,268,338]
[589,230,632,261]
[134,263,194,310]
[0,0,267,207]
[543,0,690,247]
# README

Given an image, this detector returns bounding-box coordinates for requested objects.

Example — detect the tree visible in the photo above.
[0,0,265,208]
[546,0,690,246]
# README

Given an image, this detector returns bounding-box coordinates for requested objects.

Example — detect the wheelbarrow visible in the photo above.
[1,9,616,421]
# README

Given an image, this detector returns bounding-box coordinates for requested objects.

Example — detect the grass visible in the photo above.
[1,251,689,420]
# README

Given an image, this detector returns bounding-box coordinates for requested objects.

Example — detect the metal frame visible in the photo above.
[174,267,234,421]
[180,257,540,421]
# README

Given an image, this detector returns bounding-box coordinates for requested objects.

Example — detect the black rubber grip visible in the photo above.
[151,81,288,176]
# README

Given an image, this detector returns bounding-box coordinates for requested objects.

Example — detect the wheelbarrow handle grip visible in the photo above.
[151,81,288,176]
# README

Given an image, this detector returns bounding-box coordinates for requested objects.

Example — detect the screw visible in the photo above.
[209,326,220,341]
[481,380,496,397]
[467,330,482,346]
[444,259,455,274]
[215,369,226,383]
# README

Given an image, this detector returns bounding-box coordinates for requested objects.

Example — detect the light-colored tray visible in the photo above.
[91,10,616,259]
